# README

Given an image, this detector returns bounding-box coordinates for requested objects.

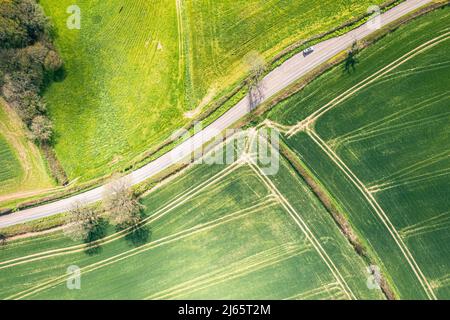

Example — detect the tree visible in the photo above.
[0,15,27,49]
[65,202,104,242]
[30,115,53,143]
[23,42,49,69]
[103,177,151,247]
[245,51,266,110]
[2,72,46,124]
[0,0,49,49]
[0,0,62,147]
[44,49,63,72]
[103,177,144,228]
[20,0,50,41]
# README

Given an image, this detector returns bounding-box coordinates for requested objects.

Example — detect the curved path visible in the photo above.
[0,0,432,228]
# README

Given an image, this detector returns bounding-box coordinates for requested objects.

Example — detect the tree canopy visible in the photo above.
[0,0,63,145]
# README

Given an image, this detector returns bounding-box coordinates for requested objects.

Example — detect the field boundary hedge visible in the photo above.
[279,140,397,300]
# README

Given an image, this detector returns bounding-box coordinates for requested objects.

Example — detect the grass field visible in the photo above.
[39,0,385,182]
[267,7,450,299]
[0,101,55,202]
[183,0,386,107]
[0,136,21,191]
[0,137,384,300]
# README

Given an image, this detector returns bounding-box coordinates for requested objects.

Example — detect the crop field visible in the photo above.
[0,102,54,203]
[0,137,383,300]
[267,7,450,299]
[39,0,384,181]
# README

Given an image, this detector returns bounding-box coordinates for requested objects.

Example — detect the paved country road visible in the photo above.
[0,0,432,228]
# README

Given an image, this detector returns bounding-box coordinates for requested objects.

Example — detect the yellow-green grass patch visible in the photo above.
[40,0,385,182]
[0,101,54,202]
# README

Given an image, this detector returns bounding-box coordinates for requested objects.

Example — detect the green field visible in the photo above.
[0,138,383,300]
[268,7,450,299]
[0,136,21,190]
[40,0,384,182]
[0,102,55,202]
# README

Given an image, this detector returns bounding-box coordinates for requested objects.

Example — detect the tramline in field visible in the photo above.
[267,7,450,299]
[0,0,448,302]
[0,133,383,299]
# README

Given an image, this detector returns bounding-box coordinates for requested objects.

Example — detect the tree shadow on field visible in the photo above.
[116,212,152,248]
[84,218,109,256]
[53,66,67,82]
[125,225,151,247]
[343,50,359,74]
[0,233,7,248]
[41,65,67,94]
[343,42,360,74]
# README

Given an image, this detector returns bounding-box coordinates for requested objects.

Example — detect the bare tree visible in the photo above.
[0,0,62,149]
[65,202,103,242]
[245,51,266,110]
[30,114,53,143]
[103,177,144,228]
